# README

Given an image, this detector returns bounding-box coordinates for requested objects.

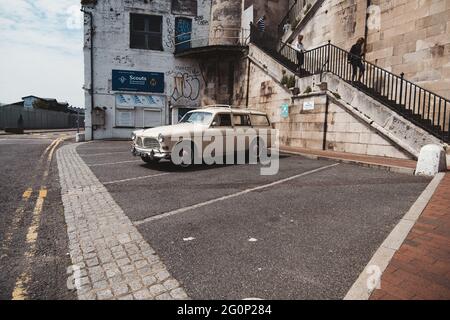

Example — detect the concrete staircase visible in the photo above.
[247,43,445,160]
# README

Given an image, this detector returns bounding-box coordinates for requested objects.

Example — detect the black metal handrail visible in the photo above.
[250,27,450,142]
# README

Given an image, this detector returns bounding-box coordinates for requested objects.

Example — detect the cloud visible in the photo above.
[0,0,84,107]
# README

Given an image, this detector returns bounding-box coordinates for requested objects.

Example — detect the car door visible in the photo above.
[204,112,233,159]
[232,113,252,154]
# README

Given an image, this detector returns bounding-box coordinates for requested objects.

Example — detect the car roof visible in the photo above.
[193,105,267,116]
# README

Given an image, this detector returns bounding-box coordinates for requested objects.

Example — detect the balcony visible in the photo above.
[174,27,249,58]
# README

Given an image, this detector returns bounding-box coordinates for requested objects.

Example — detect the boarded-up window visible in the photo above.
[172,0,197,16]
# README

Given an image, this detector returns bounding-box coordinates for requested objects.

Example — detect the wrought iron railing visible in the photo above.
[250,27,450,141]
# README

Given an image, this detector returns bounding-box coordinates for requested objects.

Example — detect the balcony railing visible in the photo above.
[174,27,250,54]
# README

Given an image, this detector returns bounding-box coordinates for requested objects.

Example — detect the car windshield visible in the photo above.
[179,111,213,125]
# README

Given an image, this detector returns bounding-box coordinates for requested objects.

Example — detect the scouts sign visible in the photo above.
[112,70,164,93]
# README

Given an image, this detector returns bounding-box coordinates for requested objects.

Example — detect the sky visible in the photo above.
[0,0,84,107]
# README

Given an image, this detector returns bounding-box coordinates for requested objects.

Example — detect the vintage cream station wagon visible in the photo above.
[131,105,273,165]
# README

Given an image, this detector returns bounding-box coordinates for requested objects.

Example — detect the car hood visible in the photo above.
[138,123,208,137]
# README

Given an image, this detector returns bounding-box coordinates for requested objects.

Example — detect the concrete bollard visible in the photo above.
[76,133,85,143]
[415,144,447,176]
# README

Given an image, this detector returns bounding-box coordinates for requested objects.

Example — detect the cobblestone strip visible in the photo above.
[56,143,188,300]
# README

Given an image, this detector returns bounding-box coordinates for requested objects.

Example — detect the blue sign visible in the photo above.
[281,103,289,118]
[112,70,164,93]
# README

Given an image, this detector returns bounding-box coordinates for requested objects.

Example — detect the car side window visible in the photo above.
[233,114,251,126]
[214,113,232,127]
[250,114,270,126]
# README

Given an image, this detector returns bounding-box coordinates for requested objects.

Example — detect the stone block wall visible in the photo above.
[241,45,413,159]
[366,0,450,99]
[276,93,412,159]
[284,0,449,100]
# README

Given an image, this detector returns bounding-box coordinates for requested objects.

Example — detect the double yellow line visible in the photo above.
[10,137,64,300]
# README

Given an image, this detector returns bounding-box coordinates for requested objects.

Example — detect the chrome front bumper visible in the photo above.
[131,145,171,160]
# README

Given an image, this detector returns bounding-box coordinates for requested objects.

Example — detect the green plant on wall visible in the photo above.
[287,75,296,88]
[303,86,312,94]
[281,75,289,86]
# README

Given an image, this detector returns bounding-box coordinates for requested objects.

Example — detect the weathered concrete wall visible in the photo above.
[199,55,243,106]
[244,0,290,34]
[366,0,450,100]
[210,0,242,45]
[288,0,367,51]
[83,0,211,139]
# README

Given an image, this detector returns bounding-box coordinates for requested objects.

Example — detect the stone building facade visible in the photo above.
[82,0,212,140]
[82,0,449,142]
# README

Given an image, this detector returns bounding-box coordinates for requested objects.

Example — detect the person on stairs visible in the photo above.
[349,37,366,83]
[295,35,306,74]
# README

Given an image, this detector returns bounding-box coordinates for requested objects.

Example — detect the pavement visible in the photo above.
[2,133,448,300]
[72,140,430,299]
[370,172,450,300]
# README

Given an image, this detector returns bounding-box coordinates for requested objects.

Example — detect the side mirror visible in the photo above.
[211,121,217,127]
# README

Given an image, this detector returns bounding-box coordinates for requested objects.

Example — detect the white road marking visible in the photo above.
[133,163,340,226]
[103,172,170,185]
[79,151,130,156]
[88,160,141,167]
[183,237,195,241]
[248,238,258,242]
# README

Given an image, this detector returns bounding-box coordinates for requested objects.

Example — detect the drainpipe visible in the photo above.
[363,0,371,59]
[322,94,329,151]
[245,57,251,107]
[81,7,95,140]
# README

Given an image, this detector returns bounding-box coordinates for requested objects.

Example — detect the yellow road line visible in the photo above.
[11,138,63,300]
[0,189,33,254]
[0,138,61,257]
[12,187,47,300]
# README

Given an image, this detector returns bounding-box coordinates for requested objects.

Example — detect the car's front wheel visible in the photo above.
[141,156,160,164]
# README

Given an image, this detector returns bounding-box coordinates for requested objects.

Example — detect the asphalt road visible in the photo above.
[0,132,76,300]
[78,141,431,299]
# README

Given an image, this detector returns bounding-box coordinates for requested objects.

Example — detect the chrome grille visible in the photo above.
[143,137,160,149]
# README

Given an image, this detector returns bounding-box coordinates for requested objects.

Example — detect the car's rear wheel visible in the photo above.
[249,138,267,163]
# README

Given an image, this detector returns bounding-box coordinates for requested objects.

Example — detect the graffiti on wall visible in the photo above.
[165,17,175,49]
[112,55,134,66]
[166,65,202,107]
[194,15,209,25]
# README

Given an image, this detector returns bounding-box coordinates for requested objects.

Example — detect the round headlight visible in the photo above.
[158,133,164,143]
